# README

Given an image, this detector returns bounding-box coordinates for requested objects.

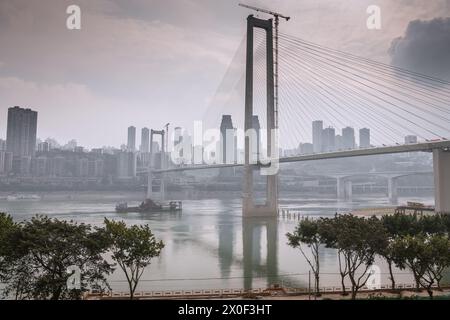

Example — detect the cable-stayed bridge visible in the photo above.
[146,15,450,217]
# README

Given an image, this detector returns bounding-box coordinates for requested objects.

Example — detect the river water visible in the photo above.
[0,191,445,293]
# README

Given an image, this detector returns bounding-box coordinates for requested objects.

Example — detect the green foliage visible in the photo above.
[0,215,112,300]
[103,219,164,299]
[0,213,19,282]
[391,234,450,298]
[287,218,324,296]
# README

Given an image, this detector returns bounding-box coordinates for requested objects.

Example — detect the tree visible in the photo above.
[377,237,397,290]
[287,218,324,296]
[381,213,421,237]
[323,215,387,300]
[1,215,112,300]
[427,235,450,290]
[392,234,450,298]
[319,216,349,296]
[103,219,164,300]
[0,213,19,284]
[380,213,449,290]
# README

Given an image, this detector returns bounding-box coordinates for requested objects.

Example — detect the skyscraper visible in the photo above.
[220,115,234,164]
[6,106,38,157]
[359,128,371,148]
[335,135,343,150]
[173,127,183,149]
[127,126,136,152]
[322,127,336,152]
[140,127,150,153]
[312,120,323,153]
[342,127,356,150]
[0,139,6,151]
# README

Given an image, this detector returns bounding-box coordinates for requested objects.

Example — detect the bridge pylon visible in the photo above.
[434,149,450,214]
[243,15,279,218]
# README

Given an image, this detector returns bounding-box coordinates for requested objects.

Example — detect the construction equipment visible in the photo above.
[238,3,290,130]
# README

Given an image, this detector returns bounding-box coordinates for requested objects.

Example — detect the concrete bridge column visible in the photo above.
[337,177,345,200]
[337,177,352,200]
[434,149,450,213]
[388,177,398,204]
[345,181,353,200]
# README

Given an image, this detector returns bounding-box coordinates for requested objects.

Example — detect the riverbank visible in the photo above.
[90,287,450,300]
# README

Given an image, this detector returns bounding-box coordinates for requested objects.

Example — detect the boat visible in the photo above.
[115,199,182,213]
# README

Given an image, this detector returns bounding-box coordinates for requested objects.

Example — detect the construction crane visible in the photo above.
[239,3,290,130]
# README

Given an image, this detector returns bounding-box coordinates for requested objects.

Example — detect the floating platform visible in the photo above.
[115,199,182,213]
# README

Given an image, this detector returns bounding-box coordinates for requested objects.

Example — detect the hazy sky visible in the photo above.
[0,0,449,148]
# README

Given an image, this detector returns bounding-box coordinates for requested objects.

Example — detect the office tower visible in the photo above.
[220,115,234,164]
[174,127,183,149]
[299,143,313,155]
[405,135,418,145]
[127,126,136,152]
[6,106,38,157]
[342,127,356,150]
[322,127,336,152]
[359,128,371,148]
[140,128,150,153]
[0,139,6,151]
[335,135,343,150]
[312,120,323,153]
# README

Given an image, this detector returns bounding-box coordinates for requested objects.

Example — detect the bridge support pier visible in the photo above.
[243,15,278,218]
[434,149,450,213]
[337,177,352,201]
[388,177,398,204]
[243,218,278,290]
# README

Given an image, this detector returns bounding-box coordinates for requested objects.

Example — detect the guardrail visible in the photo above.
[89,282,444,299]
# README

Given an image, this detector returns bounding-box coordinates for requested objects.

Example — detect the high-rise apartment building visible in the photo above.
[359,128,371,148]
[6,106,38,157]
[140,127,150,153]
[127,126,136,152]
[342,127,356,150]
[312,120,323,153]
[220,115,235,164]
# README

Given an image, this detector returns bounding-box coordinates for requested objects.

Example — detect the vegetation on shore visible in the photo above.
[287,213,450,299]
[0,213,163,300]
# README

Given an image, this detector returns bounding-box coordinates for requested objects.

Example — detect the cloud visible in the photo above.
[0,76,131,147]
[389,17,450,81]
[0,0,449,148]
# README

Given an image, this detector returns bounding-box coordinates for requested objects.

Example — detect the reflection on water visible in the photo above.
[0,192,441,292]
[243,218,278,290]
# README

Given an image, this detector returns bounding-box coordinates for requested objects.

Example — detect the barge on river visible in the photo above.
[115,199,182,213]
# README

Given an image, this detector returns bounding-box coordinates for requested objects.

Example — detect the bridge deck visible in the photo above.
[151,140,450,174]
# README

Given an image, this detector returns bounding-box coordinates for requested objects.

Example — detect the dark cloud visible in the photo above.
[389,17,450,81]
